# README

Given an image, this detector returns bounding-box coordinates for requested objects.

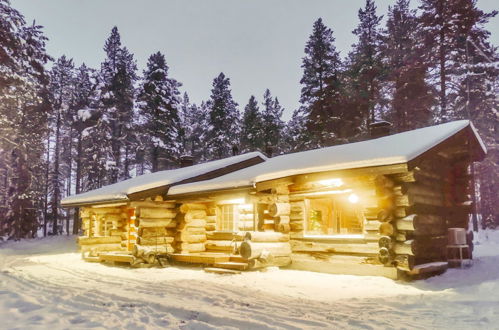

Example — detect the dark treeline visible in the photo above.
[0,0,497,239]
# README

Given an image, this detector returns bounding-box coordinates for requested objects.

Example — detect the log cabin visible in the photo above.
[62,120,486,278]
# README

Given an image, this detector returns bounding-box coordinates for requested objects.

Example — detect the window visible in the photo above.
[218,205,237,231]
[305,197,364,236]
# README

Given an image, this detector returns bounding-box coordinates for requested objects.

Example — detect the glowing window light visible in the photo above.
[219,198,245,204]
[318,178,344,187]
[348,193,359,204]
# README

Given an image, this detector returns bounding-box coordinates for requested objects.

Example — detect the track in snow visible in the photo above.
[1,235,499,329]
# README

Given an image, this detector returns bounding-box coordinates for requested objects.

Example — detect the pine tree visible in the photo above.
[300,18,343,146]
[99,27,137,182]
[137,52,182,172]
[241,95,263,152]
[206,73,240,158]
[0,0,51,239]
[381,0,434,132]
[48,55,75,234]
[261,89,284,152]
[282,108,309,153]
[347,0,384,127]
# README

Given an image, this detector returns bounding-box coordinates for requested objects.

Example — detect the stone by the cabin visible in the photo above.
[62,120,486,279]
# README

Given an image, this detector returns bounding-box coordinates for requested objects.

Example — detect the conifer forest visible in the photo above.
[0,0,497,240]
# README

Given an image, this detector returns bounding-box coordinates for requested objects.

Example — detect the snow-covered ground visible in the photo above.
[1,233,499,329]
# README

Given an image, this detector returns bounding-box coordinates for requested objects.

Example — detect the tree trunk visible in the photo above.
[51,110,61,235]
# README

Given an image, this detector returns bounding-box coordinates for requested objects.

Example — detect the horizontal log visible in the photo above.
[205,240,236,252]
[206,215,217,223]
[80,243,123,253]
[138,227,175,238]
[395,194,444,207]
[176,242,206,252]
[179,203,207,213]
[205,224,216,231]
[184,211,207,222]
[248,256,292,269]
[394,236,447,257]
[395,214,446,236]
[364,220,382,231]
[133,244,174,257]
[175,233,207,243]
[290,222,304,231]
[289,213,304,221]
[290,240,379,256]
[135,218,174,228]
[206,231,245,241]
[137,208,177,219]
[137,236,174,245]
[78,236,121,245]
[177,219,206,229]
[240,241,292,259]
[82,207,124,216]
[244,231,290,242]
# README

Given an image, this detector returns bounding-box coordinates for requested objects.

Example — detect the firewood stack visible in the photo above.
[132,202,177,263]
[175,203,207,253]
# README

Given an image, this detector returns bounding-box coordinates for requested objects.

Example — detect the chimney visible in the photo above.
[369,121,392,139]
[231,144,239,156]
[265,145,273,158]
[179,155,194,168]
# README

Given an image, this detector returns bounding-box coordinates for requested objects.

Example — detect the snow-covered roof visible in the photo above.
[168,120,486,196]
[61,152,267,206]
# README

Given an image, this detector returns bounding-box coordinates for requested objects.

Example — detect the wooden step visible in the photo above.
[213,262,248,271]
[171,253,230,264]
[204,267,241,275]
[82,255,101,263]
[98,252,135,264]
[407,261,448,276]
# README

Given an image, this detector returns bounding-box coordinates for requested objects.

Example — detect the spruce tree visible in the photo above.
[179,93,209,161]
[241,95,263,152]
[261,89,284,152]
[0,0,51,239]
[206,73,240,158]
[99,27,137,182]
[347,0,384,127]
[137,52,182,172]
[48,55,75,234]
[300,18,343,146]
[381,0,434,132]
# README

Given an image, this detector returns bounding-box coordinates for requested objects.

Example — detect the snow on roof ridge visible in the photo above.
[167,120,480,196]
[61,151,267,206]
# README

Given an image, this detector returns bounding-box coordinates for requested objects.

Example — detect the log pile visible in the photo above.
[175,203,207,253]
[132,201,177,263]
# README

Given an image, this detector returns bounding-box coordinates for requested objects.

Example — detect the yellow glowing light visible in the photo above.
[348,193,359,204]
[318,178,344,187]
[219,198,246,204]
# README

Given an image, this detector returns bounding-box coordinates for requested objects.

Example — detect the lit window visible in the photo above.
[218,205,237,231]
[305,197,364,235]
